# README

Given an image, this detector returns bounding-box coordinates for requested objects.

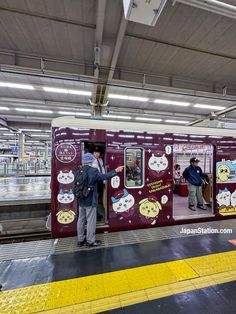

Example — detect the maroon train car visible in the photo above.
[51,116,236,238]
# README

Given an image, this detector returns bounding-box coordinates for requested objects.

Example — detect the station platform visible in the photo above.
[0,176,50,205]
[1,219,236,313]
[0,176,51,237]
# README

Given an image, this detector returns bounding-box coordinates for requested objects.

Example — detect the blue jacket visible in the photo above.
[183,165,203,186]
[78,165,116,207]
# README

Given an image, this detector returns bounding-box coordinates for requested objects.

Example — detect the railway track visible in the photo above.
[0,231,51,244]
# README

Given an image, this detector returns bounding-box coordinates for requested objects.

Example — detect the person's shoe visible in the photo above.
[189,206,196,211]
[86,240,102,247]
[77,240,86,247]
[197,205,206,210]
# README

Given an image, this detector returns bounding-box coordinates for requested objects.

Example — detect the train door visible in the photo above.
[81,141,107,225]
[173,143,215,220]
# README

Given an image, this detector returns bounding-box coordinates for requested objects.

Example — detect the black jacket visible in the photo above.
[78,165,116,207]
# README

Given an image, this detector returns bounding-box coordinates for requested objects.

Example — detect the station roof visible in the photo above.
[0,0,236,145]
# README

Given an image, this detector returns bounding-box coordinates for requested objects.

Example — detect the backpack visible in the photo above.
[73,166,92,200]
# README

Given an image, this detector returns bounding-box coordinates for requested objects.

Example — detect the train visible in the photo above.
[51,116,236,238]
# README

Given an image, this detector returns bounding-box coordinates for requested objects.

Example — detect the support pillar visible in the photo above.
[18,132,25,163]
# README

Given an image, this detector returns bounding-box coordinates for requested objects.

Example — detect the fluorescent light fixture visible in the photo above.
[163,137,173,141]
[208,136,223,139]
[0,82,34,90]
[108,94,148,102]
[102,114,132,120]
[0,106,9,110]
[154,99,190,106]
[31,134,50,137]
[15,108,53,114]
[135,117,162,122]
[165,120,189,124]
[69,90,91,96]
[129,96,148,102]
[58,111,91,116]
[43,86,91,96]
[108,94,128,100]
[194,104,226,110]
[20,129,42,132]
[75,112,91,116]
[3,133,15,136]
[190,135,205,138]
[43,87,68,93]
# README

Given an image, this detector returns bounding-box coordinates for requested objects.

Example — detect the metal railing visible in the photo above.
[0,161,51,177]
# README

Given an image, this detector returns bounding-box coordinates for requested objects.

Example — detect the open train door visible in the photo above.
[173,143,215,220]
[81,141,108,226]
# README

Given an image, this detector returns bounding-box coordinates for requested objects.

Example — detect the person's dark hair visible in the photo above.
[174,164,180,170]
[93,147,101,153]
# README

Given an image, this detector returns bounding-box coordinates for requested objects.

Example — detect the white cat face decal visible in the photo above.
[148,154,168,172]
[231,190,236,206]
[57,170,74,184]
[216,188,231,207]
[112,189,135,213]
[57,189,75,204]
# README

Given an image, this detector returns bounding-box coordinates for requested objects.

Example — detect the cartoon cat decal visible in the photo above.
[231,190,236,207]
[139,197,162,225]
[217,159,230,182]
[216,188,231,207]
[148,154,168,173]
[57,189,75,204]
[57,170,74,184]
[111,189,135,221]
[56,210,76,224]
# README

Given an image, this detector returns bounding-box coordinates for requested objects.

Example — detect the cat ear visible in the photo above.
[152,154,154,157]
[218,189,222,193]
[123,189,129,197]
[111,196,117,203]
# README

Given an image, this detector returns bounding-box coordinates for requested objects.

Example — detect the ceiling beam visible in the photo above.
[0,5,96,29]
[189,103,236,126]
[125,32,236,61]
[0,117,17,132]
[92,0,107,105]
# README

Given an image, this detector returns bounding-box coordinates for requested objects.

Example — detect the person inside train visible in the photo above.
[92,146,105,221]
[126,159,141,186]
[183,157,207,211]
[76,153,123,247]
[173,164,181,194]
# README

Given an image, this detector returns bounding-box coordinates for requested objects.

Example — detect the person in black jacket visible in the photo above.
[183,157,206,211]
[77,153,123,247]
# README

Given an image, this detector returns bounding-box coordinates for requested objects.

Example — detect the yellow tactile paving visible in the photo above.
[38,269,236,314]
[1,250,236,314]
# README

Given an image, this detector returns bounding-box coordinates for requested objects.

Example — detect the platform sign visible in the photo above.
[228,239,236,246]
[11,145,18,155]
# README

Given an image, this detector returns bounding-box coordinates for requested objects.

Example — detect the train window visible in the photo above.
[125,148,144,188]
